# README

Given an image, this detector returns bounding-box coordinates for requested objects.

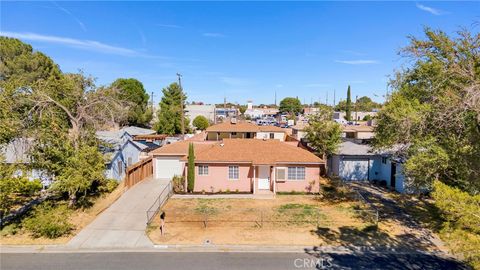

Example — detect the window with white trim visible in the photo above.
[228,166,239,180]
[198,165,209,176]
[287,167,305,180]
[276,168,286,180]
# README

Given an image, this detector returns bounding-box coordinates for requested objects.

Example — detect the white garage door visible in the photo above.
[155,157,183,179]
[340,159,369,181]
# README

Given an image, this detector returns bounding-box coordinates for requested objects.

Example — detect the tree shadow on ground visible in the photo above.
[311,225,435,252]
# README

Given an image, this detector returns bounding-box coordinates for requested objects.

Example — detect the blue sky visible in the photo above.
[1,1,478,105]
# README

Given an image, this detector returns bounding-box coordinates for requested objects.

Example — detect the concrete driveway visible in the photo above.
[68,177,171,249]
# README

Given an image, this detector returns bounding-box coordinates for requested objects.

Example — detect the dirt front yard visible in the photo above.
[148,195,373,246]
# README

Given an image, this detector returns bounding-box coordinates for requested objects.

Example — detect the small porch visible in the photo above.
[252,164,276,195]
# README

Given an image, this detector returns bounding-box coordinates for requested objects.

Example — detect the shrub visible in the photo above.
[0,223,19,236]
[23,203,73,238]
[172,175,185,193]
[98,179,119,194]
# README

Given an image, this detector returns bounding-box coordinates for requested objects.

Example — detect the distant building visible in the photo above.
[185,104,215,126]
[244,101,264,119]
[333,111,378,123]
[215,107,238,121]
[341,125,375,142]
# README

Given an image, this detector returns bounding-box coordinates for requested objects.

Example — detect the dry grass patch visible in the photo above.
[148,196,370,246]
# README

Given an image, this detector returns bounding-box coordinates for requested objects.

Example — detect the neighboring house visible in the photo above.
[291,123,309,140]
[342,125,375,142]
[205,121,286,141]
[150,139,325,193]
[185,104,216,125]
[303,107,319,116]
[1,138,53,187]
[333,111,378,123]
[97,126,158,181]
[328,141,408,193]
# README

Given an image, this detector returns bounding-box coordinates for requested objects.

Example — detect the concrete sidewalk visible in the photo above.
[67,177,170,249]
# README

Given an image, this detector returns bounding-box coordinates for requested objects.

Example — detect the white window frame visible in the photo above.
[228,165,239,180]
[198,165,209,176]
[287,166,305,180]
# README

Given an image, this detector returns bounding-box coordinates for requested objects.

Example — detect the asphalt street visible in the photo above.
[0,251,468,270]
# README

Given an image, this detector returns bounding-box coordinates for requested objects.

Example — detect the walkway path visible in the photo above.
[68,177,170,249]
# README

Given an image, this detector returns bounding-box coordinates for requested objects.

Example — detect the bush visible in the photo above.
[0,223,19,236]
[172,175,185,193]
[99,179,119,194]
[23,203,73,238]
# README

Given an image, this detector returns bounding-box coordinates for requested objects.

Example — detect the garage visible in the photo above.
[339,158,369,181]
[155,156,184,179]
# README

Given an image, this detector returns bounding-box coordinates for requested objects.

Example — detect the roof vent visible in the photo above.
[220,143,224,147]
[230,117,237,124]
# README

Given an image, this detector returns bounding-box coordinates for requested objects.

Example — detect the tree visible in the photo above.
[111,78,152,127]
[373,27,480,193]
[1,38,129,207]
[238,105,247,115]
[192,115,209,130]
[155,82,188,135]
[304,107,342,159]
[187,143,195,192]
[279,97,302,115]
[53,142,106,207]
[345,85,352,121]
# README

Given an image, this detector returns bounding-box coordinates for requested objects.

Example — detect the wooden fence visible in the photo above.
[125,156,153,188]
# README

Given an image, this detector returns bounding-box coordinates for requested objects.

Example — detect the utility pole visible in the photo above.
[274,91,277,107]
[176,73,185,136]
[355,95,358,124]
[333,89,336,108]
[150,91,154,111]
[326,90,329,105]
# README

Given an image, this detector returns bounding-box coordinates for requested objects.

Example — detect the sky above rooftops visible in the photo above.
[1,1,477,105]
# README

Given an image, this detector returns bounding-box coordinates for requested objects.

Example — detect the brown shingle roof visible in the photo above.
[184,139,324,165]
[149,140,215,156]
[206,122,285,133]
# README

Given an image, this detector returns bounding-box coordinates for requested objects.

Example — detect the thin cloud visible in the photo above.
[156,24,183,29]
[52,1,87,32]
[203,32,225,38]
[0,31,154,57]
[416,3,445,16]
[335,60,379,65]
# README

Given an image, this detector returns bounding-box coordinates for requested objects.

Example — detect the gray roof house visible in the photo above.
[328,141,408,193]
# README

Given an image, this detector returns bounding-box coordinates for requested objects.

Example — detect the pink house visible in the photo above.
[180,139,325,194]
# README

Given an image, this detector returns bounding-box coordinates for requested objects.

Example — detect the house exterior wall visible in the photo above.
[193,163,252,192]
[356,132,375,140]
[107,151,124,181]
[329,155,381,181]
[122,141,141,167]
[275,165,320,193]
[185,104,216,125]
[256,132,285,141]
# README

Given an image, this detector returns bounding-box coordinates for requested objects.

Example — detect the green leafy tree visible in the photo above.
[192,115,209,130]
[238,105,247,115]
[0,155,42,220]
[112,78,152,127]
[279,97,302,115]
[155,83,188,135]
[373,27,480,193]
[52,143,106,207]
[345,85,352,121]
[304,107,342,159]
[187,143,195,192]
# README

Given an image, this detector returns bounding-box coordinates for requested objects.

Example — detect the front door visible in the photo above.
[258,166,270,190]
